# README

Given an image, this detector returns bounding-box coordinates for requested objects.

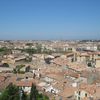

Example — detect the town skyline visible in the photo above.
[0,0,100,100]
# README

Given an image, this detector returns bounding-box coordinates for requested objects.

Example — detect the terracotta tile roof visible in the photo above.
[79,83,96,95]
[93,87,100,98]
[0,76,5,82]
[53,81,67,90]
[82,97,89,100]
[64,70,80,78]
[16,79,37,87]
[58,86,77,98]
[66,53,74,57]
[78,83,100,99]
[16,81,33,87]
[46,72,64,81]
[68,62,87,72]
[53,57,68,66]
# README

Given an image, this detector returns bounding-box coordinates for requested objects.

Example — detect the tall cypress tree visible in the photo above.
[21,90,27,100]
[30,83,38,100]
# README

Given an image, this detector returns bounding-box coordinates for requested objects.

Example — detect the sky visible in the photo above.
[0,0,100,40]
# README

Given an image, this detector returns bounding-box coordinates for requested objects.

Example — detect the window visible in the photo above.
[85,93,87,97]
[78,91,80,95]
[78,97,80,100]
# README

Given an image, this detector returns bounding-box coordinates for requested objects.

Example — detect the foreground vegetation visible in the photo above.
[0,83,49,100]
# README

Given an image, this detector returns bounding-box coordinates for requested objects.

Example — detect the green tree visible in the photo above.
[37,93,49,100]
[2,63,9,67]
[0,83,49,100]
[13,68,17,74]
[23,48,37,55]
[0,47,12,55]
[30,83,38,100]
[0,83,19,100]
[30,83,49,100]
[21,90,27,100]
[36,44,42,53]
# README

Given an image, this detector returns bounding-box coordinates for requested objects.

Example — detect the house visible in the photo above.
[16,78,37,94]
[45,72,65,82]
[43,76,54,83]
[16,81,32,93]
[58,86,77,100]
[51,57,68,67]
[0,75,10,91]
[0,67,13,73]
[43,85,59,94]
[20,65,30,72]
[95,58,100,68]
[37,81,59,95]
[66,53,76,62]
[2,59,15,64]
[74,83,96,100]
[77,52,90,62]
